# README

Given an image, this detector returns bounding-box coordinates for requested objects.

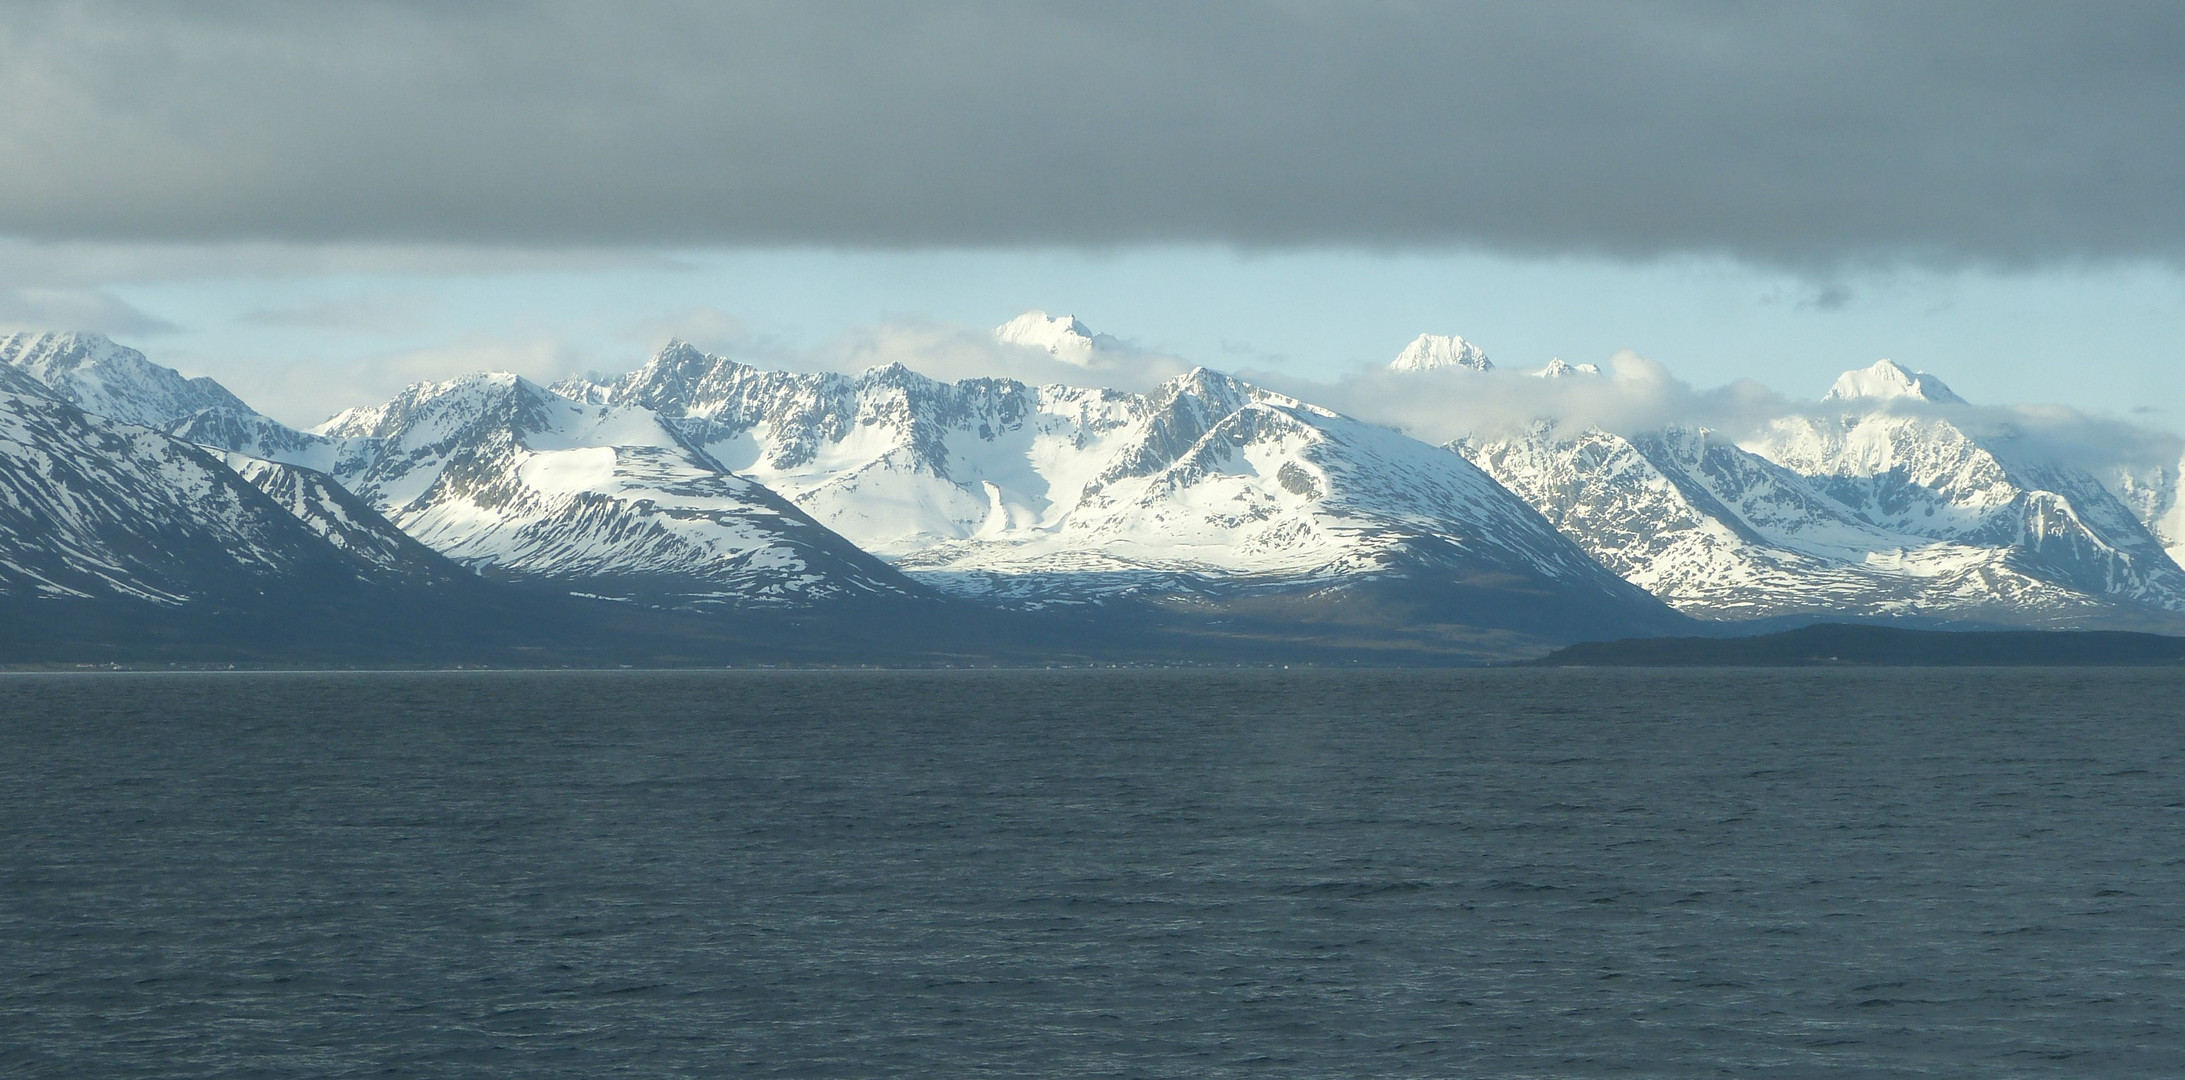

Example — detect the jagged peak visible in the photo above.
[1532,357,1601,379]
[1389,333,1492,373]
[0,329,134,365]
[1823,359,1966,405]
[1637,424,1726,460]
[1161,364,1248,398]
[373,370,539,410]
[651,337,711,365]
[1146,365,1309,420]
[622,338,760,392]
[547,373,613,404]
[313,370,554,438]
[0,329,261,431]
[857,359,937,388]
[440,369,527,391]
[0,331,169,385]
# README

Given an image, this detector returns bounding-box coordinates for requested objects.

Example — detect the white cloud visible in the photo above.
[606,316,1197,395]
[1244,345,2185,508]
[1248,350,1795,447]
[0,286,176,335]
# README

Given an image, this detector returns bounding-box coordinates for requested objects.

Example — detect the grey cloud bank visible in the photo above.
[3,2,2183,268]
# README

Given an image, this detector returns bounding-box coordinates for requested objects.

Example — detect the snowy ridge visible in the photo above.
[1461,423,2164,623]
[0,331,250,428]
[1747,408,2185,612]
[0,363,434,605]
[14,321,2185,637]
[2106,454,2185,569]
[1464,359,2185,627]
[0,330,331,461]
[220,451,459,582]
[566,341,1149,557]
[577,337,1662,626]
[307,372,919,607]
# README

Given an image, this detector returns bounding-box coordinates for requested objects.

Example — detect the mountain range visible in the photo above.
[1458,358,2185,629]
[2,317,2181,663]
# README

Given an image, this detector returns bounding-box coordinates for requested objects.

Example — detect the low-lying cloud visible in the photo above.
[1248,352,1792,447]
[795,321,1194,393]
[85,308,2185,487]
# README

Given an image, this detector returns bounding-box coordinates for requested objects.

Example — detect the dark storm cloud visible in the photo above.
[3,1,2182,266]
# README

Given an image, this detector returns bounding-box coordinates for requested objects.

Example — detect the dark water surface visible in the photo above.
[3,669,2182,1077]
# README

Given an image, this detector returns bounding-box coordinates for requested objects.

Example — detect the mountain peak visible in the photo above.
[1823,359,1965,405]
[1389,334,1492,373]
[1532,357,1601,379]
[994,310,1113,364]
[0,329,258,429]
[647,337,716,370]
[1,329,133,372]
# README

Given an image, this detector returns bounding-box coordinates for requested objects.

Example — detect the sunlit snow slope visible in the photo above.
[0,331,322,459]
[1462,359,2185,628]
[308,373,922,607]
[0,363,456,605]
[563,335,1677,639]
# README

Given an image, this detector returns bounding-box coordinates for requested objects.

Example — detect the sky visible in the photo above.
[1,2,2182,429]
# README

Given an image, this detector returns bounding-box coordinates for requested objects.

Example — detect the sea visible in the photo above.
[2,669,2180,1078]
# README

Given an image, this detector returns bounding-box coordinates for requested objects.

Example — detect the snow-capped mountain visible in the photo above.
[1822,358,1965,405]
[1461,359,2185,627]
[563,342,1148,559]
[0,331,319,459]
[219,451,460,582]
[1532,358,1600,379]
[1388,333,1492,373]
[0,362,459,607]
[303,372,922,607]
[2107,454,2185,568]
[1747,410,2185,615]
[994,310,1118,363]
[0,331,246,429]
[0,334,936,610]
[565,333,1679,640]
[15,317,2185,653]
